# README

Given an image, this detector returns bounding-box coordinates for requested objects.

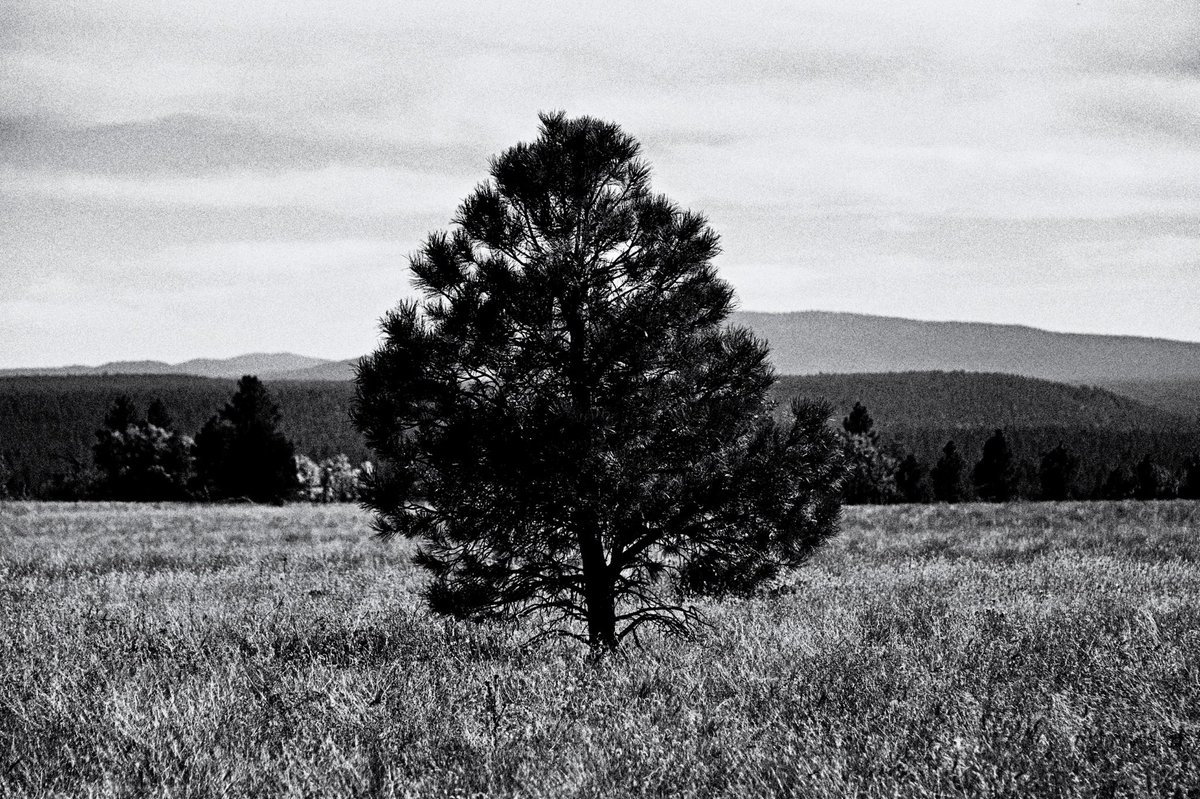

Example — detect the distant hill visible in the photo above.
[731,311,1200,383]
[0,353,334,380]
[772,371,1187,431]
[1097,378,1200,422]
[769,371,1200,486]
[5,312,1199,384]
[267,358,360,382]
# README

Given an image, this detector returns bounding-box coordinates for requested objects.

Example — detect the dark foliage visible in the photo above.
[0,376,365,497]
[773,371,1187,431]
[838,405,898,505]
[842,401,874,435]
[1102,454,1138,500]
[930,441,966,503]
[895,454,929,503]
[973,430,1017,502]
[353,113,845,650]
[92,396,193,501]
[1038,444,1079,501]
[1134,455,1176,500]
[194,377,299,504]
[1183,455,1200,500]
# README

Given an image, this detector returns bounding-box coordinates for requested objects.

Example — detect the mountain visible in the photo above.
[4,311,1200,385]
[730,311,1200,383]
[174,353,331,379]
[0,353,334,380]
[265,358,360,381]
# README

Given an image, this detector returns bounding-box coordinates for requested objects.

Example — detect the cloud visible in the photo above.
[2,0,1200,361]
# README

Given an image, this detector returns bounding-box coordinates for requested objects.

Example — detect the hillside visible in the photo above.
[1097,378,1200,422]
[732,311,1200,383]
[772,371,1187,431]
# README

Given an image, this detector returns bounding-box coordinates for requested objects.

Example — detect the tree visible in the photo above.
[353,112,846,651]
[1038,444,1078,501]
[838,402,897,504]
[194,376,298,503]
[930,441,965,503]
[842,402,874,436]
[972,429,1016,502]
[895,454,929,503]
[93,396,193,501]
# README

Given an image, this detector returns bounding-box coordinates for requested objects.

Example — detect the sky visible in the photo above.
[3,0,1199,366]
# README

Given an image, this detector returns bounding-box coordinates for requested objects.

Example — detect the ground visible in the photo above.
[2,501,1198,797]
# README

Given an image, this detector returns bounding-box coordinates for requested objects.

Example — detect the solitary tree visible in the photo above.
[930,441,965,503]
[972,429,1016,502]
[194,376,298,503]
[354,113,845,651]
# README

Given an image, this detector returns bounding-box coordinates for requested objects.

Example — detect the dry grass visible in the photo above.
[2,501,1198,797]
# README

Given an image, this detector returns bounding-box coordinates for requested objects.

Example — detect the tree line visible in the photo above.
[0,376,370,503]
[837,401,1200,503]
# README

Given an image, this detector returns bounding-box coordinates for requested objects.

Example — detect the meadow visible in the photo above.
[2,501,1198,798]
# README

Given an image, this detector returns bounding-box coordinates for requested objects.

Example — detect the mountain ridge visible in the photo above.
[4,312,1199,384]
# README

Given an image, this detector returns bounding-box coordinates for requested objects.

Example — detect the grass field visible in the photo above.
[2,501,1199,797]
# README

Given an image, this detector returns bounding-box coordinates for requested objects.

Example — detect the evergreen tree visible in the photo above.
[1038,444,1079,501]
[194,376,298,503]
[895,453,929,503]
[146,398,174,429]
[972,429,1016,502]
[838,401,897,504]
[353,113,846,651]
[93,396,193,501]
[930,441,965,503]
[842,402,874,436]
[104,395,141,431]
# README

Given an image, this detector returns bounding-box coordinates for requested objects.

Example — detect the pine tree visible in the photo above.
[931,441,965,503]
[353,113,846,651]
[838,401,897,504]
[93,396,193,501]
[194,376,298,503]
[972,429,1016,502]
[842,402,874,436]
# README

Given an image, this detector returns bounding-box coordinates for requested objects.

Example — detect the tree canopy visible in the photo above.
[194,376,298,504]
[354,112,845,650]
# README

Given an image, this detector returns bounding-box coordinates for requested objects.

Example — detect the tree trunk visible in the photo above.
[579,525,617,650]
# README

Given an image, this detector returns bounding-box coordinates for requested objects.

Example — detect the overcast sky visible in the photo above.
[3,0,1198,366]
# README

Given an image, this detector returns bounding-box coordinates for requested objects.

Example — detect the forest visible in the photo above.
[1,370,1197,502]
